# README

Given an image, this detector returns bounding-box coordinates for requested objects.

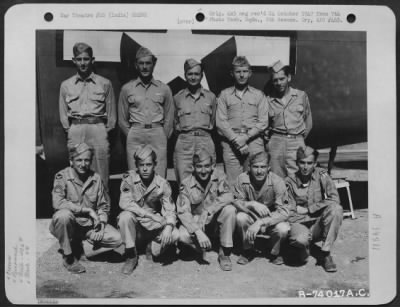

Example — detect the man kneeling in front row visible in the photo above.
[118,145,179,275]
[50,143,122,274]
[286,146,343,272]
[177,148,237,271]
[234,151,291,265]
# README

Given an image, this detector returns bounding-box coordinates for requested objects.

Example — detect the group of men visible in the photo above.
[50,42,343,276]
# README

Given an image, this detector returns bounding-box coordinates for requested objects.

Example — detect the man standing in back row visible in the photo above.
[173,58,217,184]
[59,42,116,188]
[265,60,312,178]
[118,47,174,178]
[216,56,269,186]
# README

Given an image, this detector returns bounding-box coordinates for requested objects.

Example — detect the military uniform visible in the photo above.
[286,167,343,253]
[117,170,179,255]
[174,87,217,184]
[118,78,174,178]
[59,72,116,187]
[216,86,269,186]
[234,171,291,256]
[49,167,122,256]
[177,168,236,250]
[266,87,312,178]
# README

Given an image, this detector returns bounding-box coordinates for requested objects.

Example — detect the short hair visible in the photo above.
[134,145,157,166]
[249,151,270,165]
[296,146,319,161]
[232,56,251,69]
[193,148,213,165]
[72,42,93,58]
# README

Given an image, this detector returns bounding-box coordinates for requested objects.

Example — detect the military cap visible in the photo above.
[134,144,156,162]
[184,58,202,73]
[270,60,287,73]
[73,42,93,57]
[296,146,319,161]
[68,143,93,160]
[232,56,251,67]
[136,46,156,60]
[193,148,213,165]
[249,151,270,165]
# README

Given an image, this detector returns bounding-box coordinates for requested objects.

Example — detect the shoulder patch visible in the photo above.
[53,184,64,194]
[319,169,328,177]
[121,182,131,193]
[122,172,130,179]
[55,173,63,180]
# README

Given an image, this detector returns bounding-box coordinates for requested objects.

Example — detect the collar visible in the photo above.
[242,171,272,186]
[66,167,96,186]
[135,77,158,88]
[184,87,205,98]
[294,169,317,188]
[189,169,219,191]
[75,72,96,84]
[230,85,252,96]
[271,86,298,101]
[132,171,161,189]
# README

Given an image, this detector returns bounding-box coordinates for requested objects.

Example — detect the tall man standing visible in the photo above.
[286,146,343,272]
[217,56,269,186]
[265,60,312,178]
[117,145,179,275]
[173,59,217,184]
[59,42,116,188]
[177,148,236,271]
[234,151,291,265]
[118,47,174,178]
[49,143,122,274]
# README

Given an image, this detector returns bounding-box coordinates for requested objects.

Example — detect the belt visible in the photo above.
[180,129,210,136]
[232,128,249,134]
[131,123,163,129]
[71,117,104,124]
[272,131,303,138]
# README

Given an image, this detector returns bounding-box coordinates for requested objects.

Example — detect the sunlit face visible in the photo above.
[136,56,155,79]
[185,65,203,87]
[297,155,317,177]
[137,156,156,180]
[249,160,269,184]
[272,70,291,94]
[72,52,94,76]
[194,157,214,182]
[70,151,92,176]
[232,65,252,86]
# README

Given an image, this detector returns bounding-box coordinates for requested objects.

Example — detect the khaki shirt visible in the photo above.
[177,169,234,233]
[59,73,116,131]
[52,167,110,226]
[286,167,340,223]
[174,87,217,132]
[118,78,174,137]
[216,86,269,141]
[233,171,290,227]
[119,170,176,230]
[267,87,312,137]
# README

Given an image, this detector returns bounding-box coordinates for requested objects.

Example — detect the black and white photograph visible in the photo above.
[4,4,396,304]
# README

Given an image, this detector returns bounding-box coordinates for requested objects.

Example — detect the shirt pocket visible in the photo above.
[65,94,79,104]
[90,92,106,103]
[200,103,213,119]
[289,103,304,114]
[245,99,258,115]
[177,109,192,128]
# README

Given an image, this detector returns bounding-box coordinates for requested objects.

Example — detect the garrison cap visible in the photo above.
[270,60,287,73]
[136,46,156,60]
[184,58,202,73]
[249,151,270,165]
[232,56,251,68]
[134,144,156,162]
[68,143,93,160]
[193,148,213,165]
[73,42,93,57]
[296,146,319,161]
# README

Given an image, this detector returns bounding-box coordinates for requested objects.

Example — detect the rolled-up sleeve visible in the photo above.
[160,181,177,226]
[177,187,199,234]
[163,86,175,138]
[59,83,70,132]
[303,93,312,138]
[105,81,116,131]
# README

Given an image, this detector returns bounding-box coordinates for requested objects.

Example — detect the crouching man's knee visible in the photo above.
[289,223,310,248]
